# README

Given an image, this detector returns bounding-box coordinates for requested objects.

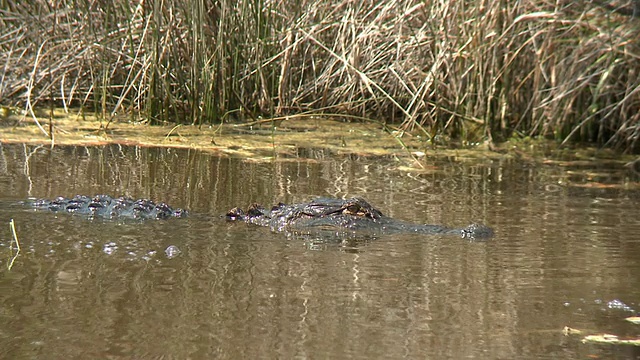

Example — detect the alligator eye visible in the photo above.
[344,204,362,215]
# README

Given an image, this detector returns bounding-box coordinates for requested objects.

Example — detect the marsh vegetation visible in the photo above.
[1,0,639,151]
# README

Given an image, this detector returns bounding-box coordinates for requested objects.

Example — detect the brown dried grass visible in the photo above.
[1,0,639,151]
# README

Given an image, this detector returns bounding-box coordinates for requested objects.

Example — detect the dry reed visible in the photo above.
[1,0,639,151]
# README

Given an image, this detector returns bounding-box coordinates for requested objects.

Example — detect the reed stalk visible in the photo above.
[8,218,20,270]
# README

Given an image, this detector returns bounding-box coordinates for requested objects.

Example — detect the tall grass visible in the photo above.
[1,0,639,151]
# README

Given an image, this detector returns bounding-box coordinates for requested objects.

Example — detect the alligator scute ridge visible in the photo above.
[28,194,187,220]
[27,195,494,239]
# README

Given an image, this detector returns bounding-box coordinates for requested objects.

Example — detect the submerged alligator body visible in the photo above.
[226,197,494,239]
[28,195,493,239]
[29,195,187,220]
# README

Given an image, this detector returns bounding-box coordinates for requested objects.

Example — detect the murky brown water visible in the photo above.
[0,143,639,359]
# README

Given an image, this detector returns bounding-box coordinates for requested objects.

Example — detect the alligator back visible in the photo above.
[28,194,187,220]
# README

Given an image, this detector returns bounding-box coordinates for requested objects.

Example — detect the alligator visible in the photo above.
[225,197,494,239]
[27,195,494,239]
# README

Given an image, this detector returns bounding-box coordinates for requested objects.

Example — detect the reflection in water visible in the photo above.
[0,144,639,359]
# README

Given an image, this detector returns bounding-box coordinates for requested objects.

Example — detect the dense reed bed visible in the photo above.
[1,0,639,151]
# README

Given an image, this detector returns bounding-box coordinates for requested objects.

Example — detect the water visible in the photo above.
[0,143,639,359]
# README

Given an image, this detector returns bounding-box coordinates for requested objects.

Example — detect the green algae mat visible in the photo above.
[1,109,639,190]
[0,110,496,162]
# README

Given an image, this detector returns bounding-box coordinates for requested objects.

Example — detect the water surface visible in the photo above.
[0,143,639,359]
